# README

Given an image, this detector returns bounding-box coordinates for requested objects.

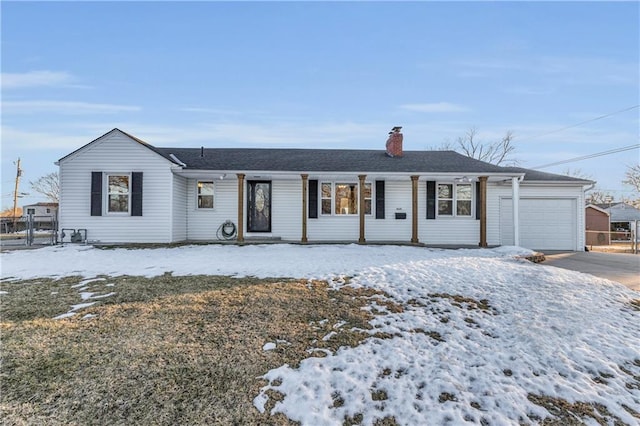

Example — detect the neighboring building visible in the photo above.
[22,202,58,220]
[585,204,610,246]
[595,202,640,241]
[56,128,593,251]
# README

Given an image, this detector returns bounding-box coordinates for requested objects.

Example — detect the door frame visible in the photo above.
[247,180,272,233]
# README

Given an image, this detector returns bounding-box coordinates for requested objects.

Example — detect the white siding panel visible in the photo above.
[417,181,480,245]
[171,175,187,242]
[59,133,175,243]
[308,215,360,241]
[420,219,480,245]
[187,179,303,241]
[268,180,302,241]
[187,179,237,240]
[366,180,412,242]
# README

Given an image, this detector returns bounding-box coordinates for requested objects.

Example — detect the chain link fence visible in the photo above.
[0,214,58,248]
[586,229,639,254]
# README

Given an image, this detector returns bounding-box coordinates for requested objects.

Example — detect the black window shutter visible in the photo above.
[308,180,318,218]
[426,181,436,219]
[475,182,481,220]
[375,180,385,219]
[90,172,102,216]
[131,172,143,216]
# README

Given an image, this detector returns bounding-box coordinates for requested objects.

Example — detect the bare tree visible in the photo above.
[451,128,517,165]
[30,172,59,203]
[623,164,640,193]
[0,207,22,217]
[561,168,593,180]
[585,190,614,205]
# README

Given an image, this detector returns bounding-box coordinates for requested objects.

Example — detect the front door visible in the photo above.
[247,181,271,232]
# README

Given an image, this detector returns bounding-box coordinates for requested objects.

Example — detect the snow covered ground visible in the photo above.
[1,244,639,424]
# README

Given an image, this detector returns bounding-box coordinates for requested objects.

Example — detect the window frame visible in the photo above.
[196,180,215,210]
[436,182,474,218]
[106,173,131,214]
[319,181,372,216]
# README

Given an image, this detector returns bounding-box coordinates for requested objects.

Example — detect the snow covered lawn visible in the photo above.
[1,244,639,425]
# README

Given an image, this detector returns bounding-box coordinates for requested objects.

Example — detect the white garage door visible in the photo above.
[501,198,577,251]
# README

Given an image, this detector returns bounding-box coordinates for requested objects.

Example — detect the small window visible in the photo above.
[438,184,453,216]
[320,182,372,216]
[363,183,372,215]
[437,183,473,217]
[335,183,358,215]
[27,208,35,215]
[321,183,332,215]
[456,184,472,216]
[108,175,129,213]
[46,208,51,213]
[197,181,214,209]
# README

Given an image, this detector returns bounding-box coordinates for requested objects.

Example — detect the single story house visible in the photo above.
[585,204,610,245]
[22,202,58,219]
[56,128,593,251]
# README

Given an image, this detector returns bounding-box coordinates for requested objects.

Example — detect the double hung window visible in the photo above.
[107,174,130,213]
[197,181,214,209]
[321,182,372,215]
[437,183,472,217]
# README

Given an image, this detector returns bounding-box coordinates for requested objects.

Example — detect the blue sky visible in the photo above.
[2,1,639,210]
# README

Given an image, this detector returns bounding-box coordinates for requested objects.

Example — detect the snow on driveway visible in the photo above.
[1,244,639,424]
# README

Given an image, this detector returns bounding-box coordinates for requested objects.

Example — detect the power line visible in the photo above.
[533,144,640,169]
[518,105,639,142]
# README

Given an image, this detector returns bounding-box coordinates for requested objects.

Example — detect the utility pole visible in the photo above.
[13,158,22,230]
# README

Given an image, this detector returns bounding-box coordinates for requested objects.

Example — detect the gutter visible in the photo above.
[169,153,187,167]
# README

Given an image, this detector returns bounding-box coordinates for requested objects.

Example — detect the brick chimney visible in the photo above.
[385,126,403,157]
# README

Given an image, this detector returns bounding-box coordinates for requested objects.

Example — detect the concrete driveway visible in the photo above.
[543,251,640,291]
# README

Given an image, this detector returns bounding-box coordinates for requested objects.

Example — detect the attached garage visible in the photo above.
[500,197,578,251]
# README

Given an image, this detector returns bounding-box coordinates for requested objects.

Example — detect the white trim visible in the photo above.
[169,153,187,167]
[319,181,373,217]
[585,204,610,216]
[105,173,131,215]
[436,182,474,218]
[196,180,215,210]
[512,176,520,246]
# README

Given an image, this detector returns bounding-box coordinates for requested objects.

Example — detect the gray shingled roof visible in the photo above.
[596,203,640,222]
[157,147,590,182]
[499,167,593,183]
[157,148,514,174]
[57,129,592,183]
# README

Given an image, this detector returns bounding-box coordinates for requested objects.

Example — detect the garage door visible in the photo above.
[501,198,577,250]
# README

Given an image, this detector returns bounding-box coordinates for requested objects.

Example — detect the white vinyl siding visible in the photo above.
[365,180,412,241]
[419,181,479,245]
[171,174,187,242]
[186,179,302,241]
[186,178,237,241]
[58,131,175,243]
[268,180,302,240]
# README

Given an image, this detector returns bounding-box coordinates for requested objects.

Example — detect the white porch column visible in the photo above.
[512,176,520,246]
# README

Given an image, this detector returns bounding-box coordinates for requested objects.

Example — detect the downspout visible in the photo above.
[582,182,596,250]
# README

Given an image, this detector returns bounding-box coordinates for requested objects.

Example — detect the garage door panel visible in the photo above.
[501,198,576,251]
